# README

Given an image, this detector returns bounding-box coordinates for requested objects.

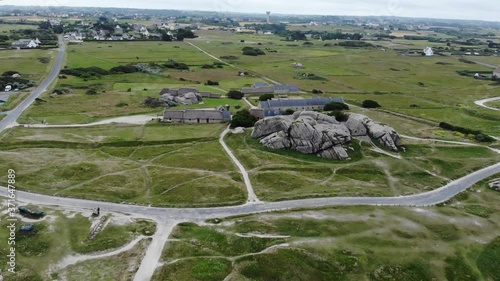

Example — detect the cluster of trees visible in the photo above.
[230,110,258,129]
[324,102,349,111]
[0,72,35,91]
[338,41,374,48]
[206,80,219,85]
[242,46,266,56]
[60,64,145,79]
[259,94,274,101]
[312,31,363,41]
[227,90,244,100]
[324,102,350,122]
[161,28,196,41]
[38,21,63,34]
[163,60,189,70]
[439,122,495,142]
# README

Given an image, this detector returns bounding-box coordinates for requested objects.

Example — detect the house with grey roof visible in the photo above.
[241,86,276,95]
[241,82,300,95]
[163,109,231,124]
[252,96,345,118]
[178,88,198,95]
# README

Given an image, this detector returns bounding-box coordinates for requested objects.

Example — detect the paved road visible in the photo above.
[2,161,499,221]
[0,35,65,133]
[475,96,500,112]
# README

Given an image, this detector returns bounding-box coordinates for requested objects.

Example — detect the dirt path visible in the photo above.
[23,114,160,128]
[220,127,261,203]
[54,235,145,270]
[133,220,178,281]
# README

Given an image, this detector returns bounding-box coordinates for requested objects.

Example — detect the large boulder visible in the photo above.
[252,111,400,160]
[251,116,293,139]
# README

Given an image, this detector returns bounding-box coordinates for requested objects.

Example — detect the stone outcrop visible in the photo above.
[345,113,400,151]
[161,92,202,105]
[252,111,400,160]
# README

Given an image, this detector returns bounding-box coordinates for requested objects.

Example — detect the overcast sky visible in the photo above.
[1,0,499,22]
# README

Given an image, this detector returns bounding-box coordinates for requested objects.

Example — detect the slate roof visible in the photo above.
[164,109,231,122]
[242,86,275,94]
[259,97,344,109]
[178,88,197,95]
[273,84,299,93]
[253,82,269,87]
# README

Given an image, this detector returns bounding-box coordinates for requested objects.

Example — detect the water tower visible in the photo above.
[266,11,271,23]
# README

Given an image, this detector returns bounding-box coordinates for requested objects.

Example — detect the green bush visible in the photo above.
[230,110,258,128]
[324,102,349,111]
[228,90,244,100]
[362,100,381,108]
[86,89,98,95]
[259,93,275,101]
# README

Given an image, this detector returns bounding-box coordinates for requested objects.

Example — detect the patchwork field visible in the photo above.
[156,176,500,281]
[0,123,247,207]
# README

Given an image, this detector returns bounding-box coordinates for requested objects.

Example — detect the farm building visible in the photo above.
[241,82,300,95]
[163,108,231,124]
[260,96,344,111]
[11,38,39,48]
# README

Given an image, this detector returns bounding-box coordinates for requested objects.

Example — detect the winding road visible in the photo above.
[0,35,65,133]
[0,39,499,280]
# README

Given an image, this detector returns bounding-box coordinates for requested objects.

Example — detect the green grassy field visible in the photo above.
[188,32,500,136]
[225,130,499,201]
[0,123,247,207]
[485,100,500,109]
[157,176,500,280]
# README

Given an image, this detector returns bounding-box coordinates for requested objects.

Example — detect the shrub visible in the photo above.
[259,93,275,101]
[127,88,132,92]
[206,80,219,86]
[230,110,258,129]
[109,65,139,74]
[85,89,98,95]
[439,122,495,142]
[324,102,349,111]
[242,47,265,56]
[362,100,381,108]
[228,90,244,100]
[283,109,295,115]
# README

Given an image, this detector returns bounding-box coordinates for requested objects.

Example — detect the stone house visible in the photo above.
[163,108,232,124]
[259,97,345,114]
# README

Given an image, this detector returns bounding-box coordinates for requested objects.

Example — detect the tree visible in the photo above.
[324,102,349,111]
[227,90,244,100]
[259,93,274,101]
[362,100,381,108]
[230,110,258,128]
[39,21,51,30]
[161,30,172,41]
[176,29,196,41]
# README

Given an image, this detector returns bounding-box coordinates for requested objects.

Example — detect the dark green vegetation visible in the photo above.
[157,176,500,280]
[439,122,495,142]
[230,109,259,128]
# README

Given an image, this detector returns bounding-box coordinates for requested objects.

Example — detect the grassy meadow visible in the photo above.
[0,123,247,207]
[156,177,500,281]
